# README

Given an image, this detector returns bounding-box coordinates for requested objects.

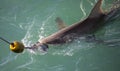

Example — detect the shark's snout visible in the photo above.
[38,43,49,51]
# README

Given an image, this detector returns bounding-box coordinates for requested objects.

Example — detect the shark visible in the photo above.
[26,0,120,51]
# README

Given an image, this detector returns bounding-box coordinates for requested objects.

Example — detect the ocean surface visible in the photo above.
[0,0,120,71]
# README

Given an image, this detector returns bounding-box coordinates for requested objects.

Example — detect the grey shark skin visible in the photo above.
[29,0,119,50]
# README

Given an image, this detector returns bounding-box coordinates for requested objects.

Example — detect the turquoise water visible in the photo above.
[0,0,120,71]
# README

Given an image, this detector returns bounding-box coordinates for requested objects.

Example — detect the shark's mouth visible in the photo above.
[37,43,49,52]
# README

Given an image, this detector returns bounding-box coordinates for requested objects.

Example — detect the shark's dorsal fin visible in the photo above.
[88,0,104,18]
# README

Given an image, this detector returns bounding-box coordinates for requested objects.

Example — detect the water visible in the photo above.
[0,0,120,71]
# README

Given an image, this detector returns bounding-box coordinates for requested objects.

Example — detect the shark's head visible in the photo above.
[30,42,49,52]
[38,43,49,52]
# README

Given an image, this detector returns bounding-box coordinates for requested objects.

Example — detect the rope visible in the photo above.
[0,37,11,44]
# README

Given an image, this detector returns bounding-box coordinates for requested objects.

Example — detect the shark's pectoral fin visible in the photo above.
[88,0,104,18]
[55,17,66,30]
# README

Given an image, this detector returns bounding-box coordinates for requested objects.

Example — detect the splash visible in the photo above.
[79,0,87,20]
[87,0,94,6]
[52,40,95,56]
[21,17,36,47]
[38,13,55,40]
[22,13,55,55]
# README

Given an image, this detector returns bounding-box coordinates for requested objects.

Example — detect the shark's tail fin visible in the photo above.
[88,0,104,18]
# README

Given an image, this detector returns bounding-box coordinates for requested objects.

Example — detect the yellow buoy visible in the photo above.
[10,41,24,53]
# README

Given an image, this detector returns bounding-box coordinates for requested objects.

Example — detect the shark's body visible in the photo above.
[27,0,120,51]
[40,16,105,44]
